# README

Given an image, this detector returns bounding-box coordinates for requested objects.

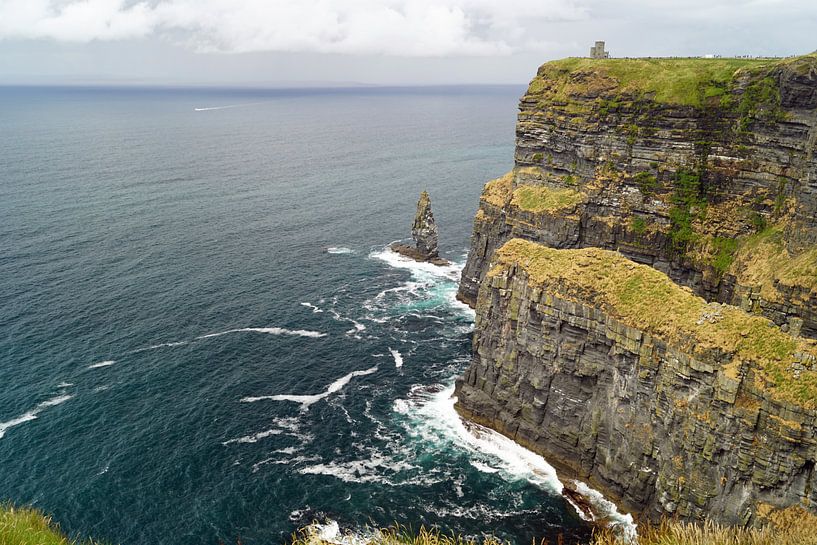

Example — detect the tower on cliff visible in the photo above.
[590,41,609,59]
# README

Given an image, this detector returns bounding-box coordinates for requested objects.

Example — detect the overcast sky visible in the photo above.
[0,0,815,86]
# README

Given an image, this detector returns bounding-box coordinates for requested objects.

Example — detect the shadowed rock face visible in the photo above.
[392,191,450,266]
[412,191,439,258]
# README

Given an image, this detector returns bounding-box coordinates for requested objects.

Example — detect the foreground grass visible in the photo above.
[592,511,817,545]
[0,504,98,545]
[292,525,505,545]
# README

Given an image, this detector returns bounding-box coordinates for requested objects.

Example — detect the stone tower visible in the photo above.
[590,41,609,59]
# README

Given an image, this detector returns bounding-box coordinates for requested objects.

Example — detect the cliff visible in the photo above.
[458,54,817,338]
[455,54,817,525]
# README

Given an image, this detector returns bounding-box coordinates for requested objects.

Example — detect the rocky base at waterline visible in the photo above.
[390,243,451,266]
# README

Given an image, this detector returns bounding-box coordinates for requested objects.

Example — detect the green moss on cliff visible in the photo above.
[511,184,585,213]
[490,239,817,407]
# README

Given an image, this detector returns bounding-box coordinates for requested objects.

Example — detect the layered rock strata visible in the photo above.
[458,54,817,338]
[455,239,817,523]
[393,191,450,265]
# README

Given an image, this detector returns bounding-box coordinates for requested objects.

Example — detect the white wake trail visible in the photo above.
[87,360,115,369]
[241,366,378,409]
[0,394,73,439]
[197,327,327,339]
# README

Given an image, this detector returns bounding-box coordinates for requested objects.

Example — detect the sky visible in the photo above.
[0,0,815,86]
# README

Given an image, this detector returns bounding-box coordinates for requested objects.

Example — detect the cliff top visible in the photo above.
[490,238,817,407]
[526,53,817,106]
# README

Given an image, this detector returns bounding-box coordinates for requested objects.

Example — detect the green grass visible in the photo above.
[592,508,817,545]
[489,239,817,407]
[511,184,585,213]
[0,504,100,545]
[526,56,812,107]
[291,525,504,545]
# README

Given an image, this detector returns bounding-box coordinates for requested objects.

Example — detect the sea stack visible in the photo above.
[392,191,450,266]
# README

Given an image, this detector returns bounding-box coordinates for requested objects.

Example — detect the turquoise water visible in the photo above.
[0,85,592,545]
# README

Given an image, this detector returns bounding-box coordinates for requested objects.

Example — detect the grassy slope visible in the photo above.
[490,238,817,407]
[0,504,98,545]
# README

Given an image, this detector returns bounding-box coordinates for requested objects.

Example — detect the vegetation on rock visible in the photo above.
[0,504,100,545]
[511,184,585,213]
[591,507,817,545]
[490,238,817,407]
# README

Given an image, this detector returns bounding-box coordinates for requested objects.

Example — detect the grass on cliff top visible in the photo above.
[511,184,586,213]
[0,504,100,545]
[490,239,817,407]
[480,172,514,207]
[527,56,785,106]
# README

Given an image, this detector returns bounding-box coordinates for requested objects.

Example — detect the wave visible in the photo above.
[0,394,73,439]
[222,428,283,445]
[400,385,637,539]
[57,382,73,388]
[326,247,355,254]
[301,302,324,313]
[298,450,415,484]
[131,341,188,353]
[87,360,115,369]
[389,348,404,368]
[570,481,637,541]
[370,245,462,281]
[197,327,327,339]
[240,366,378,409]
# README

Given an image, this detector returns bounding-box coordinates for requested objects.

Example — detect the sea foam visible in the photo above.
[240,366,378,409]
[0,394,73,439]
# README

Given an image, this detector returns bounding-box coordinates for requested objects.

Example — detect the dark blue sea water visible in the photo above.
[0,85,594,545]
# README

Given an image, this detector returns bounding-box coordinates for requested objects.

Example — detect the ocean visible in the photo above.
[0,84,596,545]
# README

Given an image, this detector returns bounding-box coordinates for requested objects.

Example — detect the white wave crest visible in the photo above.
[222,428,283,445]
[240,366,378,409]
[389,348,404,368]
[298,450,415,484]
[301,302,324,313]
[197,327,327,340]
[327,247,355,254]
[370,245,462,281]
[0,394,73,439]
[469,460,500,473]
[571,481,637,541]
[401,385,637,539]
[131,341,188,352]
[87,360,115,369]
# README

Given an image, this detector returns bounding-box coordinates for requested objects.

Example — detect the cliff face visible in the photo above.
[455,239,817,523]
[458,54,817,338]
[455,54,817,524]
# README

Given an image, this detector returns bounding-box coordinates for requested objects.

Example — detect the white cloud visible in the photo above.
[0,0,589,56]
